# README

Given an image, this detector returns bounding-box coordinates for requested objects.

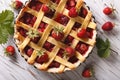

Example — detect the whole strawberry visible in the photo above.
[36,51,49,63]
[77,29,88,38]
[68,7,78,17]
[102,21,114,31]
[65,47,75,57]
[5,45,15,56]
[103,6,116,15]
[51,27,64,41]
[11,0,23,10]
[82,67,93,78]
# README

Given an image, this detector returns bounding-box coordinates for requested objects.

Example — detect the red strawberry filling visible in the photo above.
[44,9,55,18]
[51,0,60,4]
[54,13,69,26]
[28,0,42,11]
[17,27,28,37]
[66,0,76,10]
[57,49,64,58]
[68,56,78,63]
[24,46,34,57]
[43,41,55,52]
[68,7,78,17]
[79,7,88,18]
[19,12,37,27]
[73,22,81,30]
[86,28,93,38]
[31,37,40,43]
[76,42,89,55]
[38,22,48,32]
[35,52,49,64]
[64,35,74,46]
[49,61,60,68]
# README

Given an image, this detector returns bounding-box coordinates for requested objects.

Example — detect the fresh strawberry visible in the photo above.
[5,45,15,56]
[11,0,23,9]
[68,7,78,17]
[77,29,88,38]
[42,4,50,13]
[31,37,40,43]
[103,6,115,15]
[82,67,93,78]
[65,47,75,57]
[51,27,64,41]
[102,21,114,31]
[36,52,49,63]
[51,31,64,41]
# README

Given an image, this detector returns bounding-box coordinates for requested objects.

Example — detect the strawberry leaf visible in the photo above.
[0,10,14,44]
[96,38,110,58]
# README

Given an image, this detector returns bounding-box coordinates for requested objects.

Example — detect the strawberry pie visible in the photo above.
[14,0,97,73]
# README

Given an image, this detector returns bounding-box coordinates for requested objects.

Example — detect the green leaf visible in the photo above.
[0,10,14,44]
[96,38,111,58]
[0,10,14,23]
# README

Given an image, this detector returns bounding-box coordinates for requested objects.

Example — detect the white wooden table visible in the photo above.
[0,0,120,80]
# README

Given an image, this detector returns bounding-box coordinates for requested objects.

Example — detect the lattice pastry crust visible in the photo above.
[14,0,97,73]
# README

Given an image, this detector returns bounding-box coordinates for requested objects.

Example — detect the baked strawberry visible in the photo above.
[11,0,23,10]
[5,45,15,56]
[51,27,64,41]
[102,21,114,31]
[42,4,50,13]
[27,48,34,57]
[36,51,49,63]
[80,43,88,54]
[64,35,74,45]
[77,29,88,38]
[82,67,93,78]
[38,22,47,32]
[54,13,69,25]
[79,7,88,18]
[68,0,76,7]
[65,47,75,57]
[68,7,78,17]
[18,27,27,37]
[49,61,60,68]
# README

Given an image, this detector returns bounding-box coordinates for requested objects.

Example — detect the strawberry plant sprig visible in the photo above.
[96,38,111,58]
[0,10,14,44]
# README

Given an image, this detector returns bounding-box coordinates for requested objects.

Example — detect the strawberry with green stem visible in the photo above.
[5,45,15,56]
[51,27,64,41]
[36,50,49,63]
[11,0,23,10]
[77,28,88,38]
[26,29,39,39]
[103,4,117,15]
[82,67,94,78]
[64,46,75,57]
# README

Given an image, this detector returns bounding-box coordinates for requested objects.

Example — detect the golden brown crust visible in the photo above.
[14,0,97,73]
